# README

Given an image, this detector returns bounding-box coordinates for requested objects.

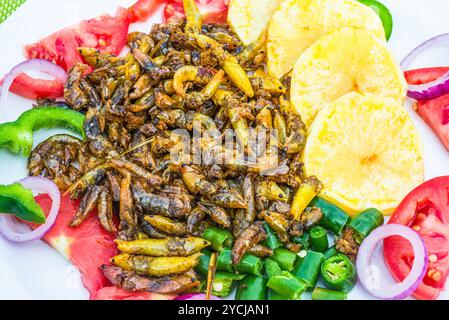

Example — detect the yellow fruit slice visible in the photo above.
[267,0,386,79]
[303,92,424,215]
[227,0,283,46]
[291,27,407,127]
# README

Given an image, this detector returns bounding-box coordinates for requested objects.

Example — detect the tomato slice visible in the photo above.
[405,67,449,85]
[93,287,175,300]
[384,176,449,300]
[128,0,167,23]
[163,0,228,24]
[1,74,64,100]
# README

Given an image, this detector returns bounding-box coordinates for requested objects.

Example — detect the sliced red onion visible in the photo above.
[0,59,67,110]
[401,33,449,70]
[356,224,427,300]
[175,293,221,300]
[407,71,449,100]
[0,176,60,242]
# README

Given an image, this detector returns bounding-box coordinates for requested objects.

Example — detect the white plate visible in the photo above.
[0,0,448,300]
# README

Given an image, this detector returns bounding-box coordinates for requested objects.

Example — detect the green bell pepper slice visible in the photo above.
[0,183,46,223]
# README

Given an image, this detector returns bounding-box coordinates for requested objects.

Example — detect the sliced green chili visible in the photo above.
[202,227,233,251]
[235,275,267,300]
[292,250,324,289]
[292,232,310,250]
[268,290,295,300]
[0,183,46,223]
[349,208,384,244]
[235,253,263,275]
[312,287,347,300]
[195,249,211,277]
[271,248,297,272]
[211,272,245,297]
[323,245,338,260]
[261,222,282,250]
[321,253,357,292]
[264,258,282,279]
[216,249,234,273]
[0,106,85,156]
[267,271,307,300]
[310,226,329,252]
[310,197,350,236]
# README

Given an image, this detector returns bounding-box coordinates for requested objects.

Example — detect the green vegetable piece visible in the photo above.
[292,250,324,289]
[349,208,384,244]
[271,248,297,272]
[310,226,329,252]
[202,226,233,251]
[268,290,296,300]
[358,0,393,40]
[264,258,282,279]
[0,183,45,223]
[235,275,267,300]
[292,232,310,250]
[235,253,263,275]
[312,287,347,300]
[323,245,339,260]
[0,106,85,156]
[267,271,307,300]
[195,249,211,277]
[310,197,350,236]
[261,222,282,250]
[320,253,357,292]
[211,272,245,297]
[217,249,234,273]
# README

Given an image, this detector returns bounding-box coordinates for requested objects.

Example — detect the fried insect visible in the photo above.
[70,185,102,227]
[97,190,116,233]
[231,221,266,264]
[115,237,210,257]
[198,203,232,229]
[111,252,202,276]
[144,215,188,236]
[248,244,273,258]
[101,265,200,293]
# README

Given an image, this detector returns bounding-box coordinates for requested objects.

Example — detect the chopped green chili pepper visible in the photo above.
[217,249,234,273]
[261,222,282,250]
[267,271,307,300]
[0,106,85,156]
[271,248,297,272]
[310,226,329,252]
[312,287,347,300]
[358,0,393,40]
[320,253,357,292]
[235,253,263,275]
[268,290,295,300]
[349,208,384,244]
[202,226,234,251]
[323,245,338,260]
[235,275,267,300]
[195,249,211,277]
[264,258,282,279]
[292,250,324,289]
[292,232,310,250]
[0,183,46,223]
[211,272,245,297]
[310,197,350,236]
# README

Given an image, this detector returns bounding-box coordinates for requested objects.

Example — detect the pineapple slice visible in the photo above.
[227,0,283,46]
[303,92,424,215]
[267,0,386,79]
[290,27,407,127]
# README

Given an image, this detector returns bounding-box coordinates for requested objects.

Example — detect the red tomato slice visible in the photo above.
[163,0,228,24]
[405,67,449,85]
[128,0,167,23]
[384,176,449,300]
[93,287,175,300]
[7,7,131,100]
[415,93,449,151]
[35,194,118,298]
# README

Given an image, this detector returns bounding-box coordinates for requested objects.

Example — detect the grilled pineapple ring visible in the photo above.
[303,92,424,215]
[267,0,386,79]
[291,27,407,127]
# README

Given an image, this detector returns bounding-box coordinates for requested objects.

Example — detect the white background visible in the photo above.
[0,0,448,299]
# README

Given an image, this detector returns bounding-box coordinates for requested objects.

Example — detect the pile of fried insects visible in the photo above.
[28,0,359,297]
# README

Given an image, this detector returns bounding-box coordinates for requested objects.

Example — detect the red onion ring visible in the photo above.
[407,71,449,100]
[0,59,67,112]
[356,224,427,300]
[175,293,221,300]
[0,176,60,242]
[401,33,449,70]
